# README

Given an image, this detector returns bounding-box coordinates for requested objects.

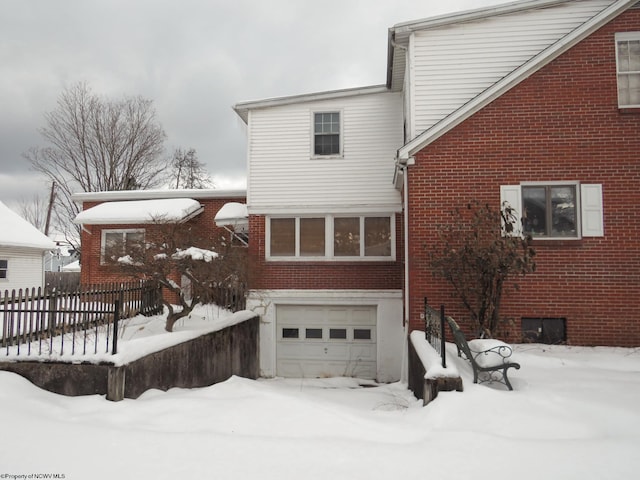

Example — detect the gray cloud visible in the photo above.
[0,0,511,208]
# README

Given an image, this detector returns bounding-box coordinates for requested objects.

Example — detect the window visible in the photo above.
[522,184,577,238]
[616,32,640,108]
[101,229,145,264]
[313,112,340,156]
[0,259,7,280]
[267,215,394,259]
[270,218,295,256]
[300,218,325,256]
[500,183,604,239]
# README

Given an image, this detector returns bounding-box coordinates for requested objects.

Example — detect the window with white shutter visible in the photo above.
[500,183,603,239]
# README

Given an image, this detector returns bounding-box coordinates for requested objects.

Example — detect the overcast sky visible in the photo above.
[0,0,513,209]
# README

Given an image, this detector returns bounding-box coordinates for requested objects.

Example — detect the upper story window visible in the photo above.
[616,32,640,108]
[313,112,341,156]
[101,229,145,264]
[0,259,7,280]
[267,215,394,260]
[501,182,604,240]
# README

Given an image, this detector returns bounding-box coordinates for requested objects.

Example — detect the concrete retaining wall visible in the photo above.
[0,315,260,401]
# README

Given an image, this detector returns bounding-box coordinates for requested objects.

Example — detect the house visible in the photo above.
[0,201,56,296]
[72,189,247,290]
[234,0,640,381]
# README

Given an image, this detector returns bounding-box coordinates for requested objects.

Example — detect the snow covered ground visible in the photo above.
[1,315,639,479]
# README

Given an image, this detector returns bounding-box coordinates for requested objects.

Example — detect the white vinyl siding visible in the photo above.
[409,0,614,138]
[248,91,403,212]
[0,247,46,295]
[500,183,604,239]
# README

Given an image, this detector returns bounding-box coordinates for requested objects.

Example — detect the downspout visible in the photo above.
[396,158,411,384]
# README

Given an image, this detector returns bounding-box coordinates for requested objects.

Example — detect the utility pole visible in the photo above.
[44,181,56,236]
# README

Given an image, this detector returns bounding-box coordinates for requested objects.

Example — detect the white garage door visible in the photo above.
[276,305,377,379]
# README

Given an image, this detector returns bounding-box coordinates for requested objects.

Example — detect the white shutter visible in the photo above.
[581,184,604,237]
[500,185,522,236]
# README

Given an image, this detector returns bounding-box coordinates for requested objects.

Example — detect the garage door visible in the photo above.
[276,305,377,379]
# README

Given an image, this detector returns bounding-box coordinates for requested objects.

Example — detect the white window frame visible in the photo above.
[500,182,604,240]
[311,110,343,158]
[0,259,8,281]
[266,214,395,261]
[615,32,640,108]
[100,228,145,264]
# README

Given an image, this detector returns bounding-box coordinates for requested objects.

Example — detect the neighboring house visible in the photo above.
[0,201,56,296]
[234,0,640,381]
[45,231,79,272]
[72,189,247,288]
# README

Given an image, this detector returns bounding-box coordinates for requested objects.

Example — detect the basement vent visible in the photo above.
[521,317,566,344]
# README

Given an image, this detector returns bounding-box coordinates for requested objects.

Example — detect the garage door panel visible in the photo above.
[276,304,377,380]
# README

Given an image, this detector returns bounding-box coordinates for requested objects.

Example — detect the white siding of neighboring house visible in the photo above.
[408,0,615,139]
[0,247,46,296]
[247,90,403,214]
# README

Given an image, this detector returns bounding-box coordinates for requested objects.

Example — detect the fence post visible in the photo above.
[112,299,120,355]
[440,305,447,369]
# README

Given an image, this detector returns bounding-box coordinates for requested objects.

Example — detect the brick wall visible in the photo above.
[407,9,640,346]
[248,215,404,291]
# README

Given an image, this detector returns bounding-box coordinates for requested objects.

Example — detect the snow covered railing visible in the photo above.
[423,299,447,368]
[408,330,462,406]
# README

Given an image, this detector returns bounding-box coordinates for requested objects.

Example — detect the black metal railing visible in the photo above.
[423,298,447,368]
[1,280,162,357]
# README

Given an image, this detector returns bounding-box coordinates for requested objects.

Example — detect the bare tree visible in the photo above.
[17,193,49,232]
[111,219,247,332]
[430,200,536,339]
[24,82,168,249]
[170,148,213,189]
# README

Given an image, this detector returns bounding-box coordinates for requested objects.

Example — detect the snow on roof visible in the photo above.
[61,260,81,272]
[214,202,248,226]
[0,201,57,251]
[74,198,204,225]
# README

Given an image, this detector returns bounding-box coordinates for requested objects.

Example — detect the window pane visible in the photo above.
[125,231,145,255]
[630,73,640,105]
[282,328,299,339]
[314,112,339,133]
[364,217,391,256]
[0,259,7,279]
[314,135,339,155]
[270,218,295,256]
[305,328,323,339]
[334,217,360,256]
[618,74,630,105]
[630,40,640,71]
[300,218,325,256]
[551,186,577,237]
[329,328,347,339]
[354,329,372,340]
[618,41,630,71]
[522,187,547,237]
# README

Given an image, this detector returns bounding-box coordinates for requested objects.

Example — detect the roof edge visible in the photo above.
[233,85,390,123]
[72,189,246,203]
[391,0,571,39]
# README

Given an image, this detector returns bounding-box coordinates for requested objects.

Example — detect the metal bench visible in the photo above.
[446,316,520,390]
